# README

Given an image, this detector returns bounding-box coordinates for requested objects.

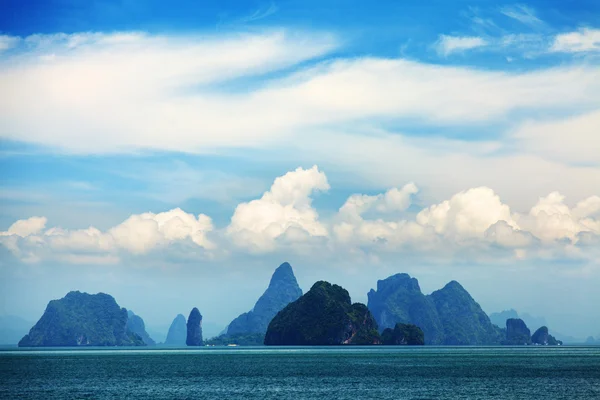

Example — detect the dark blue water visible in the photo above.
[1,346,599,399]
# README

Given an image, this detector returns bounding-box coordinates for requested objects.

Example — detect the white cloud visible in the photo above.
[573,196,600,219]
[109,208,214,254]
[434,35,488,56]
[416,187,519,239]
[1,168,598,264]
[0,35,20,52]
[338,183,418,221]
[511,110,600,166]
[0,216,47,237]
[550,28,600,53]
[500,5,543,27]
[517,192,600,242]
[332,182,599,260]
[0,208,214,263]
[227,166,330,252]
[0,30,337,153]
[333,183,428,248]
[484,221,534,248]
[1,31,599,154]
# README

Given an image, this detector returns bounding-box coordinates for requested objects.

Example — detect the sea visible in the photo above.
[1,346,599,399]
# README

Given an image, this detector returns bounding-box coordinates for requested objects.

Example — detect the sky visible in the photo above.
[0,0,599,340]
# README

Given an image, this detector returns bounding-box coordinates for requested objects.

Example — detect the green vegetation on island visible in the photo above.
[205,332,265,346]
[264,281,380,345]
[429,281,504,345]
[368,274,502,345]
[18,291,145,347]
[381,323,424,345]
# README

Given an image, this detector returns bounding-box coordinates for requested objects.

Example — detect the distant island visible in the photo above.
[381,323,424,345]
[13,263,573,347]
[368,274,503,345]
[186,307,203,346]
[19,291,146,347]
[164,314,187,346]
[210,262,303,346]
[264,281,381,345]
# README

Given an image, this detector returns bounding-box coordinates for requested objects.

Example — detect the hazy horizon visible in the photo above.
[2,259,598,340]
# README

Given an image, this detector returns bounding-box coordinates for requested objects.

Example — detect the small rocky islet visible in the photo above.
[17,262,564,347]
[164,314,187,346]
[186,307,203,346]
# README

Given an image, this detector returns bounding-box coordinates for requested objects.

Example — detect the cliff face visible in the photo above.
[186,308,203,346]
[503,318,532,345]
[126,310,155,345]
[18,291,145,347]
[227,262,303,336]
[165,314,187,346]
[429,281,504,345]
[264,281,380,345]
[367,274,444,345]
[381,323,424,345]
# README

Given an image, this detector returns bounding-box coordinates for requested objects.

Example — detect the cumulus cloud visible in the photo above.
[332,182,599,262]
[416,187,519,239]
[227,166,330,252]
[333,183,427,248]
[434,35,488,56]
[1,167,598,265]
[550,28,600,53]
[573,195,600,219]
[0,216,47,237]
[0,208,214,263]
[517,192,600,243]
[484,221,534,248]
[338,183,418,221]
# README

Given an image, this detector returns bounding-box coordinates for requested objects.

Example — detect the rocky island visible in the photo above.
[165,314,187,346]
[186,307,203,346]
[126,310,155,345]
[227,262,303,335]
[429,281,504,345]
[264,281,380,345]
[18,291,145,347]
[381,323,424,345]
[531,326,562,346]
[503,318,532,345]
[367,273,443,345]
[209,262,303,345]
[368,274,503,345]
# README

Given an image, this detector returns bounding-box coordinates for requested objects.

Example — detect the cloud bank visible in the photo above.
[2,167,598,267]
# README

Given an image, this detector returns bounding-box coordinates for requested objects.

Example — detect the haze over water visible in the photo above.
[2,347,599,399]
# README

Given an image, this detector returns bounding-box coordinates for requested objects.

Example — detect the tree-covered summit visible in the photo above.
[264,281,380,345]
[18,291,145,347]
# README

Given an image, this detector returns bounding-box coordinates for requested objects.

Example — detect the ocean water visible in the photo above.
[1,346,599,399]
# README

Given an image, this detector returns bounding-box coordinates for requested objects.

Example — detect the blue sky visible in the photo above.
[1,0,599,340]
